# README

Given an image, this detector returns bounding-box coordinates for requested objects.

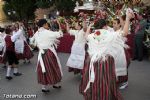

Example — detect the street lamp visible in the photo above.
[7,10,16,15]
[12,11,16,14]
[56,11,59,16]
[8,11,11,15]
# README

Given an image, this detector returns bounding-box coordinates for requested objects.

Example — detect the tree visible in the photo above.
[2,0,76,21]
[3,0,36,21]
[35,0,52,9]
[55,0,76,13]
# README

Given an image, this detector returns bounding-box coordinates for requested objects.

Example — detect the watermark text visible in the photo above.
[3,94,37,99]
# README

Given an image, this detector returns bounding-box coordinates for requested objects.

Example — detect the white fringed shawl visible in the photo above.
[84,29,128,92]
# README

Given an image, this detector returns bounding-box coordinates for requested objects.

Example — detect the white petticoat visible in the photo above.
[66,43,85,69]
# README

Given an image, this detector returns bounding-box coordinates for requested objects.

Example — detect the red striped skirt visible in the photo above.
[16,42,34,60]
[80,54,123,100]
[37,49,62,85]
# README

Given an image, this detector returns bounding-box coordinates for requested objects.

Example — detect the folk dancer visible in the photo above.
[79,9,133,100]
[66,20,87,74]
[117,9,135,89]
[13,23,33,63]
[30,19,63,93]
[5,27,22,80]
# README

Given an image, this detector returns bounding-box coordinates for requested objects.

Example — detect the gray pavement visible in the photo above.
[0,52,150,100]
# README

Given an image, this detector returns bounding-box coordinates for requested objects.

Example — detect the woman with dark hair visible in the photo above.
[94,19,114,32]
[30,19,63,93]
[113,18,121,32]
[80,9,133,100]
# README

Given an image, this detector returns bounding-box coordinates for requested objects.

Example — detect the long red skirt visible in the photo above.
[80,55,123,100]
[37,49,62,85]
[16,42,34,60]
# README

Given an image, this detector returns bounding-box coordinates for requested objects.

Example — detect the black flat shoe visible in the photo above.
[13,73,22,76]
[53,85,61,89]
[28,61,31,63]
[6,76,13,80]
[132,58,137,61]
[138,59,143,62]
[3,66,7,69]
[23,61,26,64]
[42,89,50,93]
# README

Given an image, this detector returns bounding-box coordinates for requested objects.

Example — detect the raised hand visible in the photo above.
[126,8,135,20]
[56,19,62,31]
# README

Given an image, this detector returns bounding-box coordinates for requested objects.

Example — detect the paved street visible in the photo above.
[0,52,150,100]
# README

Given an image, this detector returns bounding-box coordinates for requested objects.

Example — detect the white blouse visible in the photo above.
[84,29,127,92]
[11,29,23,42]
[69,29,86,44]
[31,27,63,49]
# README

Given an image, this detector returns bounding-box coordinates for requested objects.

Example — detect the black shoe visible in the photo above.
[23,61,26,64]
[13,73,22,76]
[6,76,13,80]
[53,85,61,89]
[138,59,143,61]
[132,57,137,61]
[42,89,50,93]
[28,61,31,63]
[3,66,7,69]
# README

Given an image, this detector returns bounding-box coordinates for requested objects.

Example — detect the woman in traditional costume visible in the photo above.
[80,9,133,100]
[117,10,135,89]
[13,23,33,63]
[66,20,87,74]
[30,19,63,93]
[112,17,130,89]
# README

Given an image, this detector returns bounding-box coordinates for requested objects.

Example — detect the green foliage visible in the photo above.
[3,0,36,21]
[35,0,51,9]
[3,2,11,15]
[2,0,76,21]
[55,0,76,13]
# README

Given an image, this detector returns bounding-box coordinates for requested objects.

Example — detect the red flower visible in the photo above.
[95,31,101,35]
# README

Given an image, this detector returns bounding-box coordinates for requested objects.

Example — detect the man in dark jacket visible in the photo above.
[133,14,147,61]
